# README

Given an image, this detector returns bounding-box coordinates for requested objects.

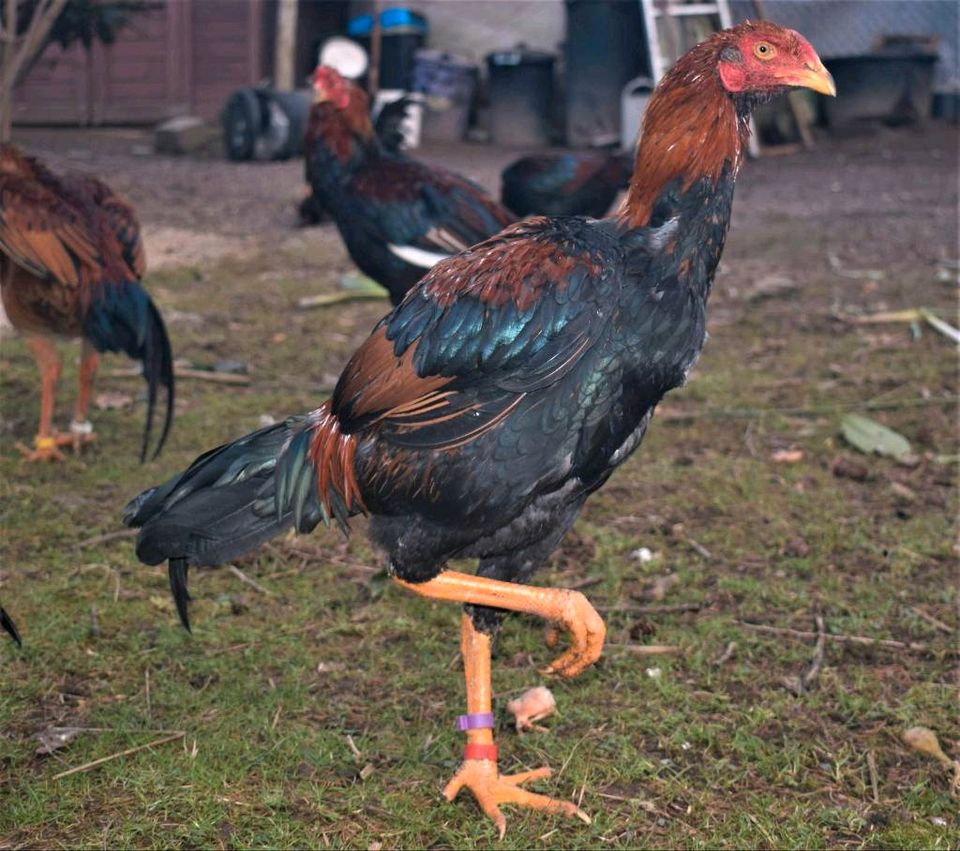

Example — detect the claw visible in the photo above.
[540,591,606,679]
[168,557,191,632]
[443,758,589,837]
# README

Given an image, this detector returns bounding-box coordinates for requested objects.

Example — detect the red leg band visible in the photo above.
[463,743,498,761]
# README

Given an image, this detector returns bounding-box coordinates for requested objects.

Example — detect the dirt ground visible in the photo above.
[0,122,957,849]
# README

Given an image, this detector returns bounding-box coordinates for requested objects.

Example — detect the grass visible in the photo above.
[0,207,957,848]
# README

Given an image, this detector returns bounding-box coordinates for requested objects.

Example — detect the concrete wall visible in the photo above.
[358,0,566,65]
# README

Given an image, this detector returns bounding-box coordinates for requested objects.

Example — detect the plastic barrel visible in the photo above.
[413,50,478,143]
[486,47,555,147]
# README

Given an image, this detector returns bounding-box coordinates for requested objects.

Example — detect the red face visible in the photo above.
[717,24,835,97]
[312,66,352,109]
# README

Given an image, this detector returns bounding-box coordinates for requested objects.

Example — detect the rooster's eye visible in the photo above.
[754,42,776,60]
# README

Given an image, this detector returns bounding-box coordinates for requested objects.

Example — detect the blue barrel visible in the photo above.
[347,7,428,90]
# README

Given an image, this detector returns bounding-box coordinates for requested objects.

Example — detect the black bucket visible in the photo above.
[486,46,555,147]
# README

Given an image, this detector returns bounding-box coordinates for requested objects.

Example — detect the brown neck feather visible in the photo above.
[620,38,750,229]
[315,89,376,164]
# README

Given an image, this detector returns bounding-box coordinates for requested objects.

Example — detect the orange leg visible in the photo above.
[440,613,591,838]
[394,571,605,837]
[15,335,65,462]
[68,340,99,451]
[394,571,606,678]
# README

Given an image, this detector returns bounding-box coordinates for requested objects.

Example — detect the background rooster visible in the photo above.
[300,94,416,226]
[125,23,833,836]
[0,145,174,462]
[304,66,515,304]
[500,150,632,219]
[1,607,20,647]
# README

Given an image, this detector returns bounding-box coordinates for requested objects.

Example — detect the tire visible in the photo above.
[222,88,263,161]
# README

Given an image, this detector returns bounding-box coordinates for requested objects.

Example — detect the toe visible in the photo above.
[503,784,590,823]
[502,767,552,786]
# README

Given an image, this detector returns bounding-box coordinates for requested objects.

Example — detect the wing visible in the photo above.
[510,153,609,196]
[0,172,101,287]
[66,174,146,278]
[331,217,623,451]
[349,157,516,269]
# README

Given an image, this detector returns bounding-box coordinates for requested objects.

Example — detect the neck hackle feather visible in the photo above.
[621,29,752,229]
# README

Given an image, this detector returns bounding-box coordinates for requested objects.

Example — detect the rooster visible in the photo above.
[303,66,515,304]
[0,145,174,462]
[500,150,633,219]
[300,94,417,226]
[125,23,833,835]
[1,607,21,647]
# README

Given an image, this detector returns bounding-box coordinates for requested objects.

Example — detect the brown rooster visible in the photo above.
[0,145,174,462]
[126,23,833,835]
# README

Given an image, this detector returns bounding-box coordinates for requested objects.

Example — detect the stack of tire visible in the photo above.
[221,88,311,161]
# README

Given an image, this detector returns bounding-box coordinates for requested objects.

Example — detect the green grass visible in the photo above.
[1,216,957,849]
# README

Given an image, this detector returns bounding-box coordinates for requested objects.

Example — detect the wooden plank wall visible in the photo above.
[13,0,265,125]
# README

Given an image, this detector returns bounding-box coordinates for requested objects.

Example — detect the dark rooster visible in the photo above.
[1,607,21,647]
[125,23,833,835]
[0,145,174,462]
[500,150,632,219]
[300,93,416,225]
[303,66,515,304]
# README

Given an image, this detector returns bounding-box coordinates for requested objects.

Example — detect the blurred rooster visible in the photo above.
[1,607,21,647]
[300,94,416,225]
[500,150,632,219]
[303,66,515,304]
[0,145,174,462]
[125,24,833,835]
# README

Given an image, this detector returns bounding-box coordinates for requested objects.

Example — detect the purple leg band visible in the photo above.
[457,712,495,731]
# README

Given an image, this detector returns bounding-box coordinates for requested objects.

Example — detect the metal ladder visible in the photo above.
[640,0,734,83]
[639,0,760,155]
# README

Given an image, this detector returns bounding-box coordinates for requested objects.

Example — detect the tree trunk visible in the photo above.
[0,0,69,141]
[0,0,17,142]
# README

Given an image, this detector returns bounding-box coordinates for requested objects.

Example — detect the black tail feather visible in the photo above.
[168,558,191,632]
[84,282,175,462]
[1,607,22,647]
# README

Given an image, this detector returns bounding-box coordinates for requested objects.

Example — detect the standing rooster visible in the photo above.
[500,150,633,219]
[125,23,833,835]
[0,145,174,462]
[300,94,416,225]
[304,66,515,304]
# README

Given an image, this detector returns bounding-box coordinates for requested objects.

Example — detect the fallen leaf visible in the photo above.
[34,726,83,755]
[841,414,912,461]
[94,391,134,410]
[830,455,870,482]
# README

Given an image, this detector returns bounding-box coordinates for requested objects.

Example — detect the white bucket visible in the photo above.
[621,76,654,150]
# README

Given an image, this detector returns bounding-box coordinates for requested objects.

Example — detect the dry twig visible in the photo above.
[72,528,137,550]
[713,640,737,666]
[736,620,930,652]
[228,564,274,597]
[908,606,954,634]
[52,731,185,780]
[867,750,881,804]
[606,644,681,655]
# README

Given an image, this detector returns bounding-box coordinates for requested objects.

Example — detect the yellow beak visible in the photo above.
[778,62,837,97]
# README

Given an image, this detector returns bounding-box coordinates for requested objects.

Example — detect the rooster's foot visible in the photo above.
[443,760,589,839]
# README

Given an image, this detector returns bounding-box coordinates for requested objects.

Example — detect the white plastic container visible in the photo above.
[621,76,654,150]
